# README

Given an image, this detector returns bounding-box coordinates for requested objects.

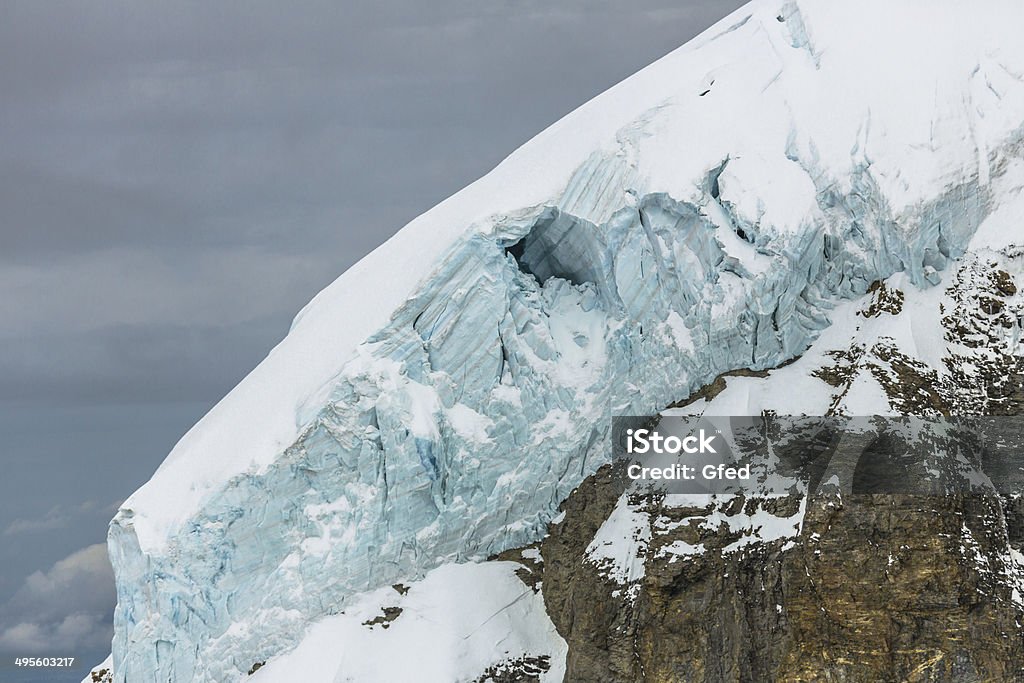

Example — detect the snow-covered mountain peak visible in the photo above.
[125,0,1024,552]
[106,1,1024,680]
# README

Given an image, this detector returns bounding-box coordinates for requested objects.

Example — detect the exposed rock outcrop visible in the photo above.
[539,252,1024,682]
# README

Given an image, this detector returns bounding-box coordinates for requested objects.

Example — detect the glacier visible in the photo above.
[104,0,1024,680]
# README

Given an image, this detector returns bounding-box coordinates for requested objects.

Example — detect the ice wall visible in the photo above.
[104,0,1024,679]
[108,152,1004,680]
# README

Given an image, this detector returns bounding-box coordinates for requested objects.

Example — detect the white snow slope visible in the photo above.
[105,1,1024,680]
[247,562,565,683]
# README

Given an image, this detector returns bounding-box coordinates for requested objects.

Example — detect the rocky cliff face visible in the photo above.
[543,478,1024,682]
[538,252,1024,682]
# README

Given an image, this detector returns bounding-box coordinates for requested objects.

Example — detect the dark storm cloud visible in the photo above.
[0,0,746,671]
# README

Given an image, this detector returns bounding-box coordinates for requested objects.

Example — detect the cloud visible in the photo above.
[0,243,349,403]
[0,623,47,652]
[3,508,68,536]
[0,544,116,654]
[3,501,120,537]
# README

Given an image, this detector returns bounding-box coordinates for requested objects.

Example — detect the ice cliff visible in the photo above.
[105,0,1024,680]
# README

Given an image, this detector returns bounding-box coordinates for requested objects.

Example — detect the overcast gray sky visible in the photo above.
[0,1,744,680]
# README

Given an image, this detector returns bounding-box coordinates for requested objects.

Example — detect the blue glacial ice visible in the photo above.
[103,0,1024,679]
